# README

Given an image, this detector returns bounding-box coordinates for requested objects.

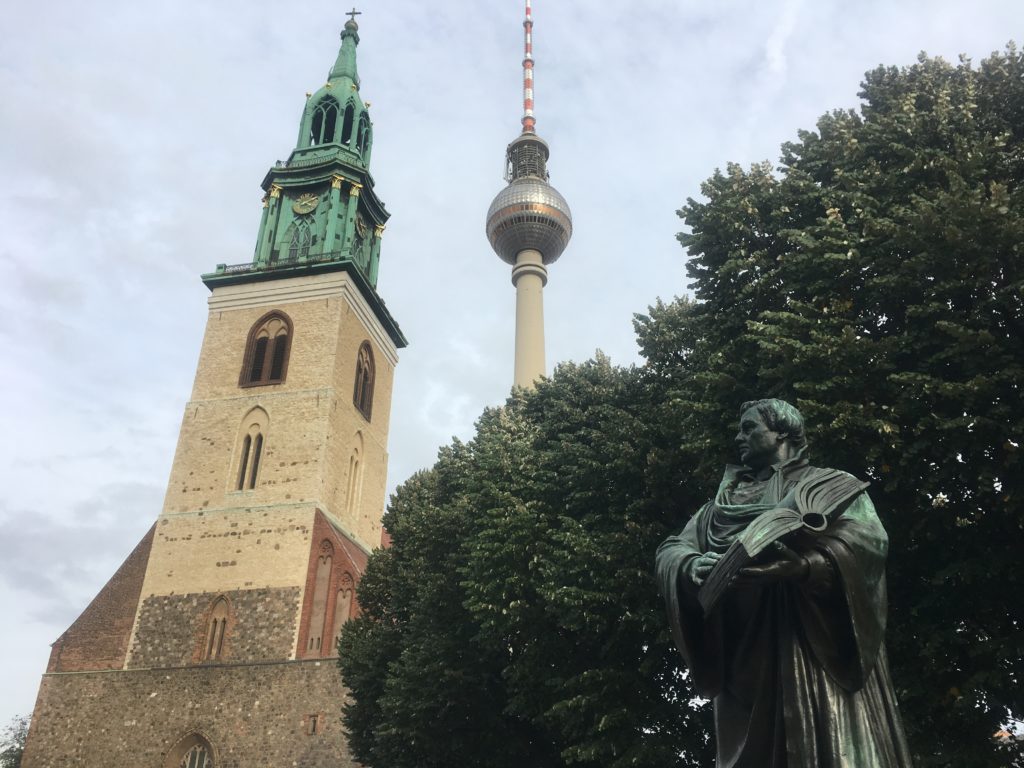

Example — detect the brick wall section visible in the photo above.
[127,586,301,669]
[22,660,359,768]
[47,525,155,673]
[296,510,368,659]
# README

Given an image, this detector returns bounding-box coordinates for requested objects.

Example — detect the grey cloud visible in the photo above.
[0,482,160,625]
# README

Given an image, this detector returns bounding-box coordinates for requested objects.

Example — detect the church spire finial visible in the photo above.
[521,0,536,134]
[331,10,361,86]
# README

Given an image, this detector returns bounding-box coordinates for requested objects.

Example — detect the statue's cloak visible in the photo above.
[656,458,913,767]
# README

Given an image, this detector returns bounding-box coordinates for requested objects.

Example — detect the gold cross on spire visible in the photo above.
[346,7,362,23]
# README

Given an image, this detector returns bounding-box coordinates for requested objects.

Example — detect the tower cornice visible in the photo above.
[202,259,406,350]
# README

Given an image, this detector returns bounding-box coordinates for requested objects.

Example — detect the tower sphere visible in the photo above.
[486,176,573,266]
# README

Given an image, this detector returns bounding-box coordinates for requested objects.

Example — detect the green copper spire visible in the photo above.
[329,18,361,88]
[203,12,406,351]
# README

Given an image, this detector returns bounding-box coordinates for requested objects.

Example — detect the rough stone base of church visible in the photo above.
[22,659,358,767]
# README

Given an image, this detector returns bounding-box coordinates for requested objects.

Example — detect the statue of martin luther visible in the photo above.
[656,399,913,767]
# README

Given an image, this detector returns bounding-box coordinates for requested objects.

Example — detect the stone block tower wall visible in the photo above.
[22,17,405,768]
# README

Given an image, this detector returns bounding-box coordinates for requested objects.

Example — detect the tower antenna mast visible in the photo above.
[521,0,535,134]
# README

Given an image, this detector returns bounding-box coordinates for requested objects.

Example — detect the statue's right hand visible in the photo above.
[690,552,722,586]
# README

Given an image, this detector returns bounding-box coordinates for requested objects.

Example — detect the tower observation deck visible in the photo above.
[485,0,572,389]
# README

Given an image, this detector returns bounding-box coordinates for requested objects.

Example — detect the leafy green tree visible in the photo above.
[461,358,710,766]
[0,715,29,768]
[340,359,712,767]
[639,45,1024,767]
[339,417,564,768]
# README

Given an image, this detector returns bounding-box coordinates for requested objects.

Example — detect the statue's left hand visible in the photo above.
[736,542,809,584]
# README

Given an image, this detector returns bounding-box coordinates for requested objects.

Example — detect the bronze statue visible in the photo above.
[656,399,913,767]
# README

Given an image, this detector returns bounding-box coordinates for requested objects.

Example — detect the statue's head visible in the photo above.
[736,398,807,469]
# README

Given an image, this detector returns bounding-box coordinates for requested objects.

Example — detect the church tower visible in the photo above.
[486,0,572,389]
[22,15,404,768]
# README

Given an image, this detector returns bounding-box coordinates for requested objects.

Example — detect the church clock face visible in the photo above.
[355,213,368,238]
[292,193,319,214]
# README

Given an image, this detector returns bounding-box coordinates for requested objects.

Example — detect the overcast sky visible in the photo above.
[1,0,1020,728]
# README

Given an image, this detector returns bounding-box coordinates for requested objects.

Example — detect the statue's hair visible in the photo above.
[739,398,808,449]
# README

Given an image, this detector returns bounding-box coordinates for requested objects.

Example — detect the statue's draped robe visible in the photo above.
[656,458,913,767]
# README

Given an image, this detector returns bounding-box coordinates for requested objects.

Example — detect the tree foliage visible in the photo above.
[340,357,712,767]
[341,47,1023,767]
[0,715,29,768]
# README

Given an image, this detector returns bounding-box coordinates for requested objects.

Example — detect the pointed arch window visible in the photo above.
[346,433,364,518]
[234,407,269,491]
[341,102,356,145]
[287,216,313,262]
[307,541,334,655]
[241,312,292,387]
[310,97,339,146]
[332,572,355,650]
[353,342,375,420]
[356,113,371,154]
[203,597,229,661]
[166,733,214,768]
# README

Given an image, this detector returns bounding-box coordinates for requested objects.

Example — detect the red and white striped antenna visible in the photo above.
[521,0,536,134]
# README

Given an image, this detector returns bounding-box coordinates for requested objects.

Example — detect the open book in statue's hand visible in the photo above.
[697,469,868,614]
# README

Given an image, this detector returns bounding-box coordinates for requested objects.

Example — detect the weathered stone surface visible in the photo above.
[127,587,301,668]
[22,660,357,768]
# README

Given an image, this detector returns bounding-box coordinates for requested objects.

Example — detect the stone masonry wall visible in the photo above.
[127,586,301,669]
[22,660,359,768]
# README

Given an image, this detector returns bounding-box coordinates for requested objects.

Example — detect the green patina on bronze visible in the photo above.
[656,398,913,767]
[203,16,405,348]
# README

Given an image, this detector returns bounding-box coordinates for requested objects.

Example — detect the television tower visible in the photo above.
[485,0,573,389]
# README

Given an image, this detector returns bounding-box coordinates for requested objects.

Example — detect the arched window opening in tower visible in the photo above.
[248,434,263,490]
[356,113,370,153]
[287,216,313,263]
[310,98,339,145]
[346,449,361,517]
[341,102,355,145]
[203,597,229,661]
[233,407,269,491]
[236,435,251,490]
[240,312,292,387]
[235,427,264,491]
[353,342,374,420]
